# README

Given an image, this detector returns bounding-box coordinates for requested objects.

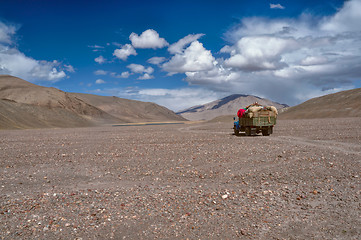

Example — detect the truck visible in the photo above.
[233,105,277,136]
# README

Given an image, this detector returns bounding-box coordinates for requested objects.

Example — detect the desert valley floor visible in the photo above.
[1,118,360,239]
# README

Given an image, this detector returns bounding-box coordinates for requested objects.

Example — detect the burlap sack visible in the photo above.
[247,106,262,113]
[269,106,278,115]
[245,105,278,118]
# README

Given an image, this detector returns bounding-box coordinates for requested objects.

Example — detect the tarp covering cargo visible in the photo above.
[245,105,278,118]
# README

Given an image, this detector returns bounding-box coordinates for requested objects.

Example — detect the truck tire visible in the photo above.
[262,127,271,136]
[234,127,240,136]
[245,127,251,136]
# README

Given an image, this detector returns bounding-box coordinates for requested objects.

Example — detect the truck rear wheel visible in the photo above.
[262,127,271,136]
[245,127,251,136]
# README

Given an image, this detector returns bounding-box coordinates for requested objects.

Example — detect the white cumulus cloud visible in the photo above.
[0,22,17,44]
[94,69,108,75]
[321,0,361,33]
[129,29,169,49]
[126,63,154,80]
[147,56,166,65]
[95,79,106,84]
[109,71,131,78]
[119,71,130,78]
[64,64,75,73]
[0,46,66,81]
[127,63,154,74]
[300,56,329,66]
[94,69,130,79]
[270,3,285,9]
[138,73,154,80]
[162,41,215,73]
[94,55,106,64]
[113,44,137,61]
[168,33,205,54]
[224,36,299,71]
[0,21,67,82]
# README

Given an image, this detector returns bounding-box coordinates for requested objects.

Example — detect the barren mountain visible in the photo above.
[72,93,186,123]
[177,94,287,121]
[0,75,185,129]
[0,75,118,125]
[279,88,361,119]
[0,98,94,129]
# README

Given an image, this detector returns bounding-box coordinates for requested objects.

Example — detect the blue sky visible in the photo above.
[0,0,360,111]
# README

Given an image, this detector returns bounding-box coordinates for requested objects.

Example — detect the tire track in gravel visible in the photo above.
[271,136,361,157]
[179,122,361,157]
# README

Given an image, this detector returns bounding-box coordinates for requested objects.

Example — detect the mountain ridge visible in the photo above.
[71,92,186,123]
[177,94,288,121]
[279,87,361,119]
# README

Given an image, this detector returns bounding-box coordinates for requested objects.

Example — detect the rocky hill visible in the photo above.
[72,93,186,123]
[177,94,287,121]
[0,98,94,129]
[0,75,185,129]
[279,88,361,119]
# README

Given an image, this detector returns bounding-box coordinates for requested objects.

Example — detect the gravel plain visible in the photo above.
[1,118,360,239]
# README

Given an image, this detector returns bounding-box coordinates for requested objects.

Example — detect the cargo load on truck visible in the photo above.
[234,102,277,136]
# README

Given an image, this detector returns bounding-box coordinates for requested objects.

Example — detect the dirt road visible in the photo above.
[1,118,360,239]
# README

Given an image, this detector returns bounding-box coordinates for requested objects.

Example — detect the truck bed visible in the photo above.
[239,116,276,127]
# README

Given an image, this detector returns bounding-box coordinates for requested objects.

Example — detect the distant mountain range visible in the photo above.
[2,75,360,129]
[177,94,288,121]
[0,75,185,129]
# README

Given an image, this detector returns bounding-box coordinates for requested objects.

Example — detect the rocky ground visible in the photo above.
[0,118,360,239]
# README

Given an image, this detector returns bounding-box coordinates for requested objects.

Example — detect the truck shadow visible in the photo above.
[232,133,262,137]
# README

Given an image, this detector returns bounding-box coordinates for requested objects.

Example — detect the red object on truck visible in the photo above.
[237,108,246,118]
